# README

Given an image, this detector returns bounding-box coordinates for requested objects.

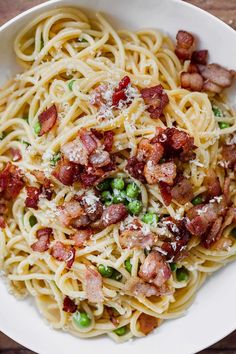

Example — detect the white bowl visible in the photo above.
[0,1,236,353]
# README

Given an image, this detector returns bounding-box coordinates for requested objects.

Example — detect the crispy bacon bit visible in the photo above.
[180,72,203,91]
[89,150,111,168]
[199,63,234,89]
[80,129,98,154]
[103,131,114,152]
[171,177,193,204]
[31,227,52,252]
[175,30,195,60]
[63,296,77,313]
[139,314,159,335]
[0,216,6,228]
[139,251,171,287]
[57,200,84,227]
[192,50,208,65]
[144,161,177,185]
[119,229,155,249]
[85,266,103,303]
[38,104,57,136]
[71,229,93,247]
[51,241,75,268]
[137,139,164,164]
[204,171,222,199]
[80,166,104,187]
[126,157,146,183]
[0,163,24,200]
[141,84,169,119]
[90,84,108,108]
[80,197,103,222]
[10,148,22,162]
[112,76,131,106]
[188,63,199,74]
[53,158,81,186]
[61,137,88,165]
[102,204,128,227]
[202,217,223,248]
[124,277,171,298]
[25,186,41,209]
[106,307,119,326]
[159,182,172,206]
[222,144,236,170]
[202,80,222,94]
[32,170,53,200]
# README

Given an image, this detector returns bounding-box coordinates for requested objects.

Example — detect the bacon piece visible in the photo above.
[188,63,199,74]
[175,30,195,61]
[0,216,6,228]
[223,177,231,206]
[61,137,88,165]
[103,131,114,152]
[80,129,99,154]
[53,158,81,186]
[141,84,169,119]
[0,163,24,200]
[80,196,103,222]
[137,138,164,164]
[112,76,131,106]
[204,171,222,199]
[171,177,193,204]
[51,241,75,268]
[57,200,85,227]
[144,161,177,185]
[159,182,172,206]
[199,63,234,88]
[38,104,57,136]
[71,229,93,247]
[222,144,236,170]
[124,277,171,298]
[202,80,222,94]
[139,314,159,335]
[139,251,171,287]
[180,72,203,91]
[31,228,52,252]
[102,204,128,227]
[119,229,155,249]
[25,186,41,209]
[126,157,146,183]
[32,170,53,200]
[85,266,103,303]
[89,150,110,168]
[202,217,223,248]
[106,307,119,326]
[10,148,22,162]
[90,84,108,108]
[63,296,77,313]
[80,165,104,187]
[191,50,208,65]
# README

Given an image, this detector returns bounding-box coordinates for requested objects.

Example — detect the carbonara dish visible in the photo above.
[0,7,236,342]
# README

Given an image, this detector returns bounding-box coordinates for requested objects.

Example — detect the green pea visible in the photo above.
[127,200,142,215]
[111,178,125,191]
[113,326,127,336]
[97,264,114,278]
[170,263,177,272]
[73,311,91,328]
[111,269,122,281]
[22,141,31,147]
[191,195,203,205]
[126,182,140,198]
[34,121,41,135]
[101,191,112,202]
[96,179,111,191]
[124,258,132,273]
[113,190,127,204]
[29,215,37,227]
[212,106,223,117]
[231,228,236,239]
[142,213,159,226]
[219,122,231,129]
[50,152,61,166]
[176,267,189,282]
[68,80,75,91]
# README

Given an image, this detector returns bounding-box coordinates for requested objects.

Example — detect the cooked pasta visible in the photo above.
[0,7,236,342]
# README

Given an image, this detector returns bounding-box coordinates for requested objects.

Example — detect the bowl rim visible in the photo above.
[0,1,236,353]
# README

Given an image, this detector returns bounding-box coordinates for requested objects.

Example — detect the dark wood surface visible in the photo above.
[0,0,235,353]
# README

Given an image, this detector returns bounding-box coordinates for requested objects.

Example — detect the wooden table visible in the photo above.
[0,0,235,353]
